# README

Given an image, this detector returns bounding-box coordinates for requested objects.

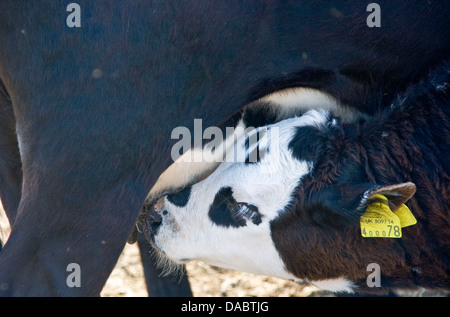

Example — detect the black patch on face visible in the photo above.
[288,126,325,163]
[208,187,263,228]
[166,186,191,207]
[209,187,246,228]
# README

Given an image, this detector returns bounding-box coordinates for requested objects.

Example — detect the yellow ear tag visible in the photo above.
[360,194,403,238]
[394,204,417,228]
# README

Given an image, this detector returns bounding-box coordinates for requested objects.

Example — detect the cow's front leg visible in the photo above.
[0,170,148,296]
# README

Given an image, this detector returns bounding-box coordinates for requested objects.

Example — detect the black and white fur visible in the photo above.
[142,63,450,295]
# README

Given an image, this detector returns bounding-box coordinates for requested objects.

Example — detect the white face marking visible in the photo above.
[150,110,329,280]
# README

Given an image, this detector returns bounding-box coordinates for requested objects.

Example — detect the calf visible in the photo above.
[142,62,450,294]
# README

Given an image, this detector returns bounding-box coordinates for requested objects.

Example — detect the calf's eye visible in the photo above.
[235,203,262,225]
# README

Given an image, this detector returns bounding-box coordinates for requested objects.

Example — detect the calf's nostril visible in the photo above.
[149,217,162,234]
[162,209,168,216]
[146,207,163,235]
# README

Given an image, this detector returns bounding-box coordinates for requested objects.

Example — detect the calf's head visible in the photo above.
[145,109,416,293]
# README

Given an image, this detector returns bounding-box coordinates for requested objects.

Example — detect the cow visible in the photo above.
[143,61,450,295]
[0,1,449,295]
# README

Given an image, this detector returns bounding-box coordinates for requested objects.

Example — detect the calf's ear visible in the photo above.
[365,182,416,211]
[309,182,416,225]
